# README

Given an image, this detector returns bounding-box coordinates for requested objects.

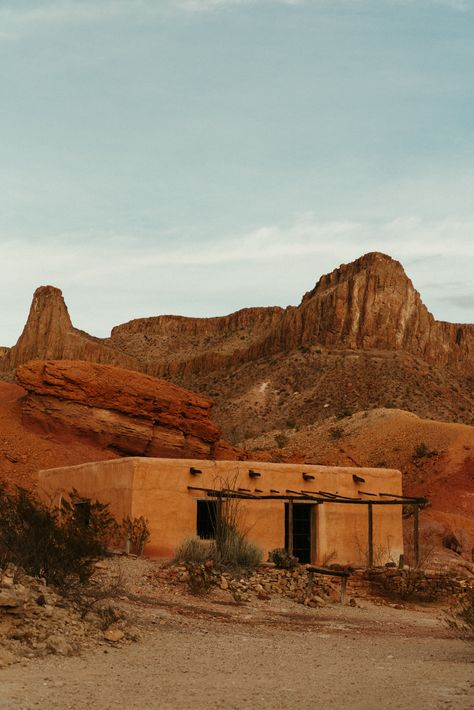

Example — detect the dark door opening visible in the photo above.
[285,503,313,563]
[197,500,218,540]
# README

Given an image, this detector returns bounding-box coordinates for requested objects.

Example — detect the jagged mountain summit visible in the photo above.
[1,252,473,438]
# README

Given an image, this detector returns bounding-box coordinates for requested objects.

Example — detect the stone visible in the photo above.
[0,590,24,608]
[46,635,72,656]
[103,628,125,643]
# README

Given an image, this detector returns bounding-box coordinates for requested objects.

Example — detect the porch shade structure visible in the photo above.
[187,485,428,568]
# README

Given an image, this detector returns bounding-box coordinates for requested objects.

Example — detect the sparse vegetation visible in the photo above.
[174,478,263,574]
[174,536,211,564]
[329,426,344,440]
[268,548,299,569]
[275,433,289,448]
[412,442,438,460]
[0,484,118,589]
[336,408,353,419]
[122,515,150,557]
[448,591,474,644]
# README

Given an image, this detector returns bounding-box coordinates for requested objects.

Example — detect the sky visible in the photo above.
[0,0,473,345]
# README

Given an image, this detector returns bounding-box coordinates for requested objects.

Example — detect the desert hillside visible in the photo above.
[0,252,472,433]
[245,407,474,549]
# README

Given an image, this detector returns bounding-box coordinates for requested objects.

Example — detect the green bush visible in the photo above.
[0,484,118,589]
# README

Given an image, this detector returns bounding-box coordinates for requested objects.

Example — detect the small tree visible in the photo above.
[122,515,150,557]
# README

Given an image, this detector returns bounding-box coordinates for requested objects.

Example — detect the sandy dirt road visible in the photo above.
[0,603,473,710]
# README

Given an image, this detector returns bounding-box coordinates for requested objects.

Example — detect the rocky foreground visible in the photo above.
[1,557,473,710]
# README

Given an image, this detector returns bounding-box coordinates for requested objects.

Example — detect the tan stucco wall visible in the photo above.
[39,458,404,565]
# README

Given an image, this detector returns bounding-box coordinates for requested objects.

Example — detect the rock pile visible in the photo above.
[0,563,131,668]
[361,565,474,602]
[174,563,342,606]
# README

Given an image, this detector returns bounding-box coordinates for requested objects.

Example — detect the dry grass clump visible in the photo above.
[174,537,211,564]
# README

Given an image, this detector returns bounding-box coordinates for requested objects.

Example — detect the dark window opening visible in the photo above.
[197,500,218,540]
[74,500,91,527]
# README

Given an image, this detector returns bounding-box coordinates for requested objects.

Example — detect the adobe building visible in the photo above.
[38,458,423,566]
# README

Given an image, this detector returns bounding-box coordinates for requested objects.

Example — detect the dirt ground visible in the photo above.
[1,573,473,710]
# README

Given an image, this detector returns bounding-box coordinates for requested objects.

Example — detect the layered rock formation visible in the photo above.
[1,253,473,434]
[109,253,473,379]
[16,360,236,460]
[0,286,139,377]
[2,255,472,381]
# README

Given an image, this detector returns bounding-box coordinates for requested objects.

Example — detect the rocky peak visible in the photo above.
[0,286,139,374]
[15,286,74,359]
[301,252,407,304]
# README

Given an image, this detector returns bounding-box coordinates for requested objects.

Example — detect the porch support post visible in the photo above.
[288,499,294,557]
[413,504,420,567]
[368,502,374,568]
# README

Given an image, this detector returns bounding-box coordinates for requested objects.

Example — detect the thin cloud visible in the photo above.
[0,214,472,343]
[0,0,468,30]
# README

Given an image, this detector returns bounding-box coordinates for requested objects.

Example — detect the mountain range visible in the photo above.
[1,252,472,443]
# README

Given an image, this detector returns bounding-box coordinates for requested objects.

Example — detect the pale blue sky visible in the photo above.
[0,0,473,344]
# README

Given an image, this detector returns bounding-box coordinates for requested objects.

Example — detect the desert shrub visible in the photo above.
[0,484,117,589]
[122,515,150,556]
[447,590,474,643]
[185,561,215,595]
[175,488,263,574]
[97,604,124,631]
[329,426,344,440]
[336,409,353,420]
[213,520,262,571]
[412,442,438,460]
[269,548,299,569]
[275,433,289,448]
[174,537,212,564]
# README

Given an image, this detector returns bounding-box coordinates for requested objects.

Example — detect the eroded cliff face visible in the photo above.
[0,286,139,375]
[2,253,473,389]
[16,360,236,460]
[108,252,473,379]
[263,253,473,369]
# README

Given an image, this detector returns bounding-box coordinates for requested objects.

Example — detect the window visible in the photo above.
[197,500,218,539]
[74,500,91,527]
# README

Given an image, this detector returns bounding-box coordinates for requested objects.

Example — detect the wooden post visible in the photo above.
[414,504,419,567]
[368,502,374,568]
[288,500,294,556]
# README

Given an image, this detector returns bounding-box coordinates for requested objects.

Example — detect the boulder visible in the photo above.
[16,360,237,460]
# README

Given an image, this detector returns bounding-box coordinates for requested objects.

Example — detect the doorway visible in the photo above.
[285,503,314,564]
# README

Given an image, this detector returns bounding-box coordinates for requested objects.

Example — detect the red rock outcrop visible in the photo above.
[0,286,139,375]
[16,360,236,460]
[108,253,473,379]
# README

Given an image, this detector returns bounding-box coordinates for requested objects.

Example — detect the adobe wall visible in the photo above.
[39,458,404,565]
